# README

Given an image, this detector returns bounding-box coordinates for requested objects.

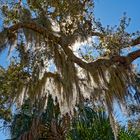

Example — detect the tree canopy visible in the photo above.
[0,0,140,139]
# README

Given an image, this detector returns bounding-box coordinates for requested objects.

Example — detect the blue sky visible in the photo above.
[94,0,140,32]
[1,0,140,139]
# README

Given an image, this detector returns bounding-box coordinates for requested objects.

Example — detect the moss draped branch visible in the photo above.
[0,21,60,47]
[1,22,140,70]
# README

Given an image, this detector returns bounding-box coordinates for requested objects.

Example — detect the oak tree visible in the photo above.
[0,0,140,139]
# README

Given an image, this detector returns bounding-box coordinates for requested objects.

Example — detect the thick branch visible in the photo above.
[128,49,140,63]
[60,43,112,71]
[111,49,140,66]
[60,45,89,70]
[8,22,48,35]
[0,21,60,45]
[44,72,61,79]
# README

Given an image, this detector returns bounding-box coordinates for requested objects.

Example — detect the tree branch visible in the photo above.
[44,72,61,79]
[60,45,89,70]
[8,22,47,34]
[0,21,89,70]
[110,49,140,66]
[0,21,60,46]
[90,30,140,47]
[1,21,140,71]
[128,49,140,63]
[131,36,140,46]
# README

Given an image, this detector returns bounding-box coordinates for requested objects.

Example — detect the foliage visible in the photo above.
[10,95,68,140]
[67,106,114,140]
[9,98,140,140]
[118,128,140,140]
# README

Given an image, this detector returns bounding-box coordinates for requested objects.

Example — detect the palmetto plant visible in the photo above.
[9,97,140,140]
[118,129,140,140]
[67,106,114,140]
